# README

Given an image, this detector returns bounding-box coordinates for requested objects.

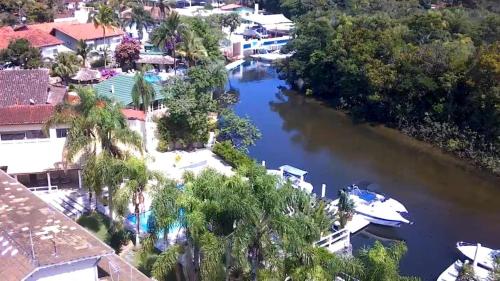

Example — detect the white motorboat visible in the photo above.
[346,185,412,227]
[457,242,499,271]
[437,260,492,281]
[267,165,314,194]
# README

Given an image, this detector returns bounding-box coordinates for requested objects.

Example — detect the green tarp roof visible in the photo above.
[93,74,164,107]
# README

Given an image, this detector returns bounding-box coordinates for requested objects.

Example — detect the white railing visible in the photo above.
[315,228,350,254]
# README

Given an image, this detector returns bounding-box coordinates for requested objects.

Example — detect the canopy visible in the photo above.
[136,54,175,65]
[71,68,101,82]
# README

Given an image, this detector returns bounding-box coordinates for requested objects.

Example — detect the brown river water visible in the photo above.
[229,61,500,280]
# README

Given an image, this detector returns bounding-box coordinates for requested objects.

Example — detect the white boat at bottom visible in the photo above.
[437,260,492,281]
[267,165,313,194]
[457,242,499,271]
[347,185,412,227]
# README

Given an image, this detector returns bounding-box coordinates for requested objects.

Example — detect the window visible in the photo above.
[52,48,58,55]
[56,128,68,138]
[0,132,25,141]
[26,130,47,139]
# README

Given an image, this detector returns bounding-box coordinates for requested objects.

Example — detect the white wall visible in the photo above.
[54,30,122,52]
[0,124,67,174]
[124,24,150,44]
[26,257,99,281]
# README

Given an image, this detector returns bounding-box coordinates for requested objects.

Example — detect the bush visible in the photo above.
[91,57,105,68]
[108,225,131,254]
[213,141,254,169]
[157,139,169,152]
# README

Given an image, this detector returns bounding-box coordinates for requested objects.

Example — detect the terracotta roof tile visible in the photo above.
[29,21,78,34]
[0,69,65,107]
[0,26,63,49]
[0,104,55,125]
[53,23,124,41]
[122,108,145,121]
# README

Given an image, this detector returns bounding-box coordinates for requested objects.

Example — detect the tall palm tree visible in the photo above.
[115,157,163,246]
[92,4,119,67]
[151,11,182,74]
[44,87,143,225]
[125,5,154,40]
[131,71,156,112]
[177,29,207,67]
[51,52,80,85]
[76,39,91,67]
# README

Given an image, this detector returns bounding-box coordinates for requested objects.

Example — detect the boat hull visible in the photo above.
[356,211,407,227]
[457,242,498,270]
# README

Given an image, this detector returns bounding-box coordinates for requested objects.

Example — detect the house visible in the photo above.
[0,69,71,189]
[50,23,125,52]
[0,26,70,60]
[0,169,151,281]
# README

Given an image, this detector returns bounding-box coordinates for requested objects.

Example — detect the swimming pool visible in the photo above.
[144,73,161,84]
[126,210,182,237]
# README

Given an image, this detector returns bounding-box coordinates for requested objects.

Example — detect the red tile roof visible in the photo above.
[122,109,145,121]
[29,21,78,34]
[0,26,63,49]
[53,23,124,41]
[0,104,55,125]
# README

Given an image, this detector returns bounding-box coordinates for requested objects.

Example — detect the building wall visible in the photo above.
[0,124,68,174]
[40,45,60,60]
[53,30,122,52]
[26,257,100,281]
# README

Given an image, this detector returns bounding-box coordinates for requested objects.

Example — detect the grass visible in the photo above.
[77,212,131,254]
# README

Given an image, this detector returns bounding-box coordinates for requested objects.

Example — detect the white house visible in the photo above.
[51,23,125,52]
[0,26,71,60]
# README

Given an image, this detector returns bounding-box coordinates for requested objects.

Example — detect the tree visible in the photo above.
[221,13,241,38]
[114,36,141,71]
[217,109,261,151]
[125,5,154,40]
[337,188,355,228]
[151,11,183,73]
[76,39,91,67]
[44,87,143,225]
[115,157,163,246]
[51,52,80,85]
[176,29,207,66]
[0,39,42,69]
[131,71,156,112]
[92,4,119,67]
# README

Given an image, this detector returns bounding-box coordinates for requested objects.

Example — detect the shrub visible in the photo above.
[213,141,254,169]
[157,140,169,152]
[91,57,105,68]
[108,225,131,254]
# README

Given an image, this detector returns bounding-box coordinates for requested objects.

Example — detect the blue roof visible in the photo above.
[280,165,308,176]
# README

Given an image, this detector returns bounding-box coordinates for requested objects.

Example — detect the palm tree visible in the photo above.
[76,39,91,67]
[337,188,355,228]
[44,87,143,225]
[177,29,207,67]
[115,157,163,246]
[125,5,154,40]
[151,11,182,74]
[92,4,118,67]
[51,52,80,85]
[131,71,156,112]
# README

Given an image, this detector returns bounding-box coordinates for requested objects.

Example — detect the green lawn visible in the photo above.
[77,212,111,242]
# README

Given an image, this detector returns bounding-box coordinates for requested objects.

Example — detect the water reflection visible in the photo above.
[230,62,500,280]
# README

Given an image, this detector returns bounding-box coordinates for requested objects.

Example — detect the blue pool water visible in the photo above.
[144,73,161,84]
[126,210,182,237]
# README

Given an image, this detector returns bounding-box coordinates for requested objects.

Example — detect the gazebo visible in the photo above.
[71,68,102,84]
[136,54,175,71]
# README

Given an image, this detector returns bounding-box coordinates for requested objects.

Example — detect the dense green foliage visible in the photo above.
[77,212,131,254]
[0,39,42,69]
[279,1,500,173]
[51,52,80,85]
[213,141,255,169]
[217,110,262,151]
[131,71,156,112]
[0,0,57,25]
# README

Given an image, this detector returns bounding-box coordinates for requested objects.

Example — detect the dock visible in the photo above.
[225,59,245,71]
[316,228,351,255]
[344,215,371,233]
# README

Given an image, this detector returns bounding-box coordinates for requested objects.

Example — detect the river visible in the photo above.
[228,61,500,280]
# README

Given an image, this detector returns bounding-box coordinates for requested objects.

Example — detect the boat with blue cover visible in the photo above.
[346,184,412,227]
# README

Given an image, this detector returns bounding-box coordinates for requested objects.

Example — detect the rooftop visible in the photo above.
[29,21,78,34]
[0,170,113,280]
[122,108,146,121]
[0,104,55,126]
[0,26,63,49]
[93,74,164,107]
[0,69,66,107]
[53,23,125,41]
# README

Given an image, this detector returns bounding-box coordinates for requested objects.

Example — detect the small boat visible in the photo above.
[437,259,492,281]
[457,242,499,271]
[267,165,314,194]
[346,185,412,227]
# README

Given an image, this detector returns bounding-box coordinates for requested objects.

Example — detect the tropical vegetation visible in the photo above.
[114,36,142,71]
[0,39,42,69]
[51,52,81,85]
[131,71,156,112]
[92,4,119,67]
[277,0,500,174]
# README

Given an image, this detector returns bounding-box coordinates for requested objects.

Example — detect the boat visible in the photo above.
[345,184,412,227]
[457,242,499,270]
[267,165,314,194]
[250,49,293,62]
[437,259,492,281]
